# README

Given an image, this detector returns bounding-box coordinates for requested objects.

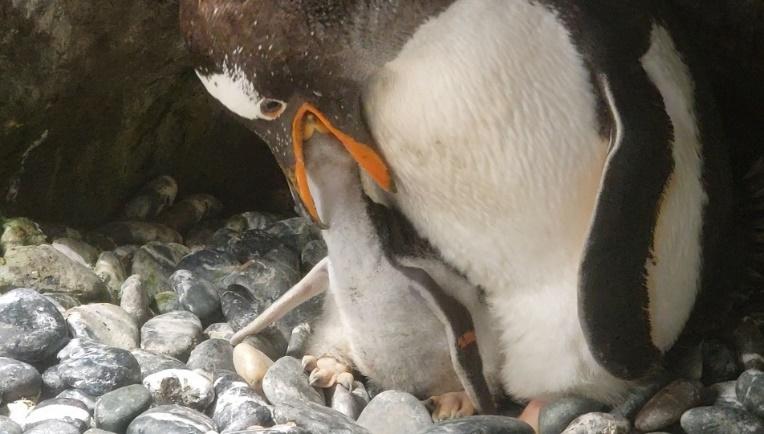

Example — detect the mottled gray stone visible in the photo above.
[273,400,369,434]
[157,194,223,233]
[143,369,214,411]
[22,420,81,434]
[0,415,22,434]
[175,249,238,284]
[418,416,534,434]
[98,222,182,246]
[52,238,99,268]
[23,398,90,432]
[357,391,432,434]
[0,288,69,363]
[130,350,186,380]
[126,404,216,434]
[140,311,202,362]
[212,373,270,432]
[266,218,320,253]
[0,357,41,402]
[170,270,220,321]
[56,389,97,412]
[186,339,234,377]
[702,339,740,384]
[43,292,80,313]
[329,384,367,421]
[539,396,607,434]
[680,406,764,434]
[94,384,152,433]
[123,176,178,220]
[735,317,764,371]
[65,304,139,350]
[300,239,327,273]
[0,218,46,256]
[225,212,277,232]
[286,323,312,359]
[262,357,324,407]
[120,275,151,327]
[561,413,630,434]
[711,381,745,408]
[131,242,189,299]
[634,379,703,432]
[737,369,764,418]
[152,291,182,314]
[204,323,234,341]
[95,252,127,301]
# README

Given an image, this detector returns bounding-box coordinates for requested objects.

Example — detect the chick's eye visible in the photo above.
[260,98,286,119]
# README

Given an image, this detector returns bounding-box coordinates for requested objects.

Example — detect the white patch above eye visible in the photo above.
[196,63,266,120]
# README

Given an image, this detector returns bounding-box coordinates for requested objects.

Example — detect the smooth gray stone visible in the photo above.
[157,194,223,233]
[22,420,80,434]
[126,405,216,434]
[735,317,764,371]
[175,249,238,284]
[418,416,534,434]
[186,339,234,377]
[131,242,189,299]
[94,252,127,302]
[610,370,672,418]
[561,413,630,434]
[130,349,186,380]
[702,339,740,384]
[330,384,367,420]
[737,369,764,418]
[212,373,270,432]
[266,218,320,253]
[357,390,432,434]
[123,176,178,220]
[225,212,277,232]
[56,389,97,412]
[300,239,327,273]
[262,357,324,407]
[23,398,90,432]
[142,369,214,411]
[120,275,150,327]
[94,384,152,433]
[0,415,22,434]
[52,238,99,268]
[42,292,80,314]
[273,400,369,434]
[0,288,69,363]
[711,381,745,408]
[203,323,234,341]
[140,311,202,362]
[286,323,311,359]
[169,270,219,321]
[634,379,703,432]
[65,303,139,350]
[539,396,606,434]
[0,358,41,402]
[680,405,764,434]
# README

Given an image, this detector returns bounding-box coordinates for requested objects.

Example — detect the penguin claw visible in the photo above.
[302,355,318,372]
[427,391,476,422]
[302,355,354,389]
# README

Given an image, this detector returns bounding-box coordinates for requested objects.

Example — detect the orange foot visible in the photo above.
[301,355,354,389]
[518,399,545,433]
[427,391,476,421]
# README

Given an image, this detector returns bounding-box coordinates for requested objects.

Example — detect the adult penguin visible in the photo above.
[180,0,746,409]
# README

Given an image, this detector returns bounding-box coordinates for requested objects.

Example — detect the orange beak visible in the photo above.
[291,102,395,224]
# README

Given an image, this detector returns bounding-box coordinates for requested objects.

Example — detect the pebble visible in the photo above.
[286,323,312,359]
[23,398,90,432]
[65,304,140,350]
[187,339,235,377]
[52,238,100,268]
[112,245,138,273]
[610,370,672,418]
[37,223,81,241]
[233,342,273,391]
[152,291,182,314]
[170,270,220,321]
[94,252,127,301]
[84,429,118,434]
[0,416,22,434]
[130,349,187,379]
[329,384,367,420]
[56,389,97,412]
[204,323,234,341]
[83,232,118,252]
[0,245,109,301]
[23,420,81,434]
[176,249,239,284]
[702,339,740,384]
[711,381,745,408]
[266,218,319,253]
[418,416,534,434]
[225,211,277,232]
[45,339,141,396]
[212,373,270,432]
[0,218,46,255]
[0,358,41,402]
[357,390,432,434]
[43,292,80,313]
[123,175,178,220]
[242,332,288,362]
[143,369,214,411]
[126,404,216,434]
[538,396,607,434]
[634,379,703,431]
[300,239,327,273]
[227,230,298,269]
[120,275,151,326]
[262,356,324,406]
[220,284,259,332]
[140,311,202,362]
[94,384,152,433]
[97,221,182,246]
[737,369,764,418]
[0,288,69,363]
[157,194,223,233]
[273,401,369,434]
[680,405,764,434]
[735,317,764,371]
[131,242,190,299]
[560,412,630,434]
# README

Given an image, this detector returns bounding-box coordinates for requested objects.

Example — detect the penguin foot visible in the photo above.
[518,399,544,433]
[302,355,354,389]
[426,391,476,421]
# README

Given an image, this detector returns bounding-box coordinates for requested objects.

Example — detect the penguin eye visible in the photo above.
[259,98,286,120]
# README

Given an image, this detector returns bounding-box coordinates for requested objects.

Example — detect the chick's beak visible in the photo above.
[290,102,395,225]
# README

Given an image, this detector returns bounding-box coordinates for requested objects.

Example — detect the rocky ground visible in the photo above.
[0,176,763,434]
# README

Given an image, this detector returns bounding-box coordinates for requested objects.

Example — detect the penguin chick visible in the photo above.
[230,133,503,419]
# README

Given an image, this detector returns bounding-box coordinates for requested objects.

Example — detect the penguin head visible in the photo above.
[180,0,394,224]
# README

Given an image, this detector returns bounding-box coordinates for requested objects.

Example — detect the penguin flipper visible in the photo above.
[579,70,674,380]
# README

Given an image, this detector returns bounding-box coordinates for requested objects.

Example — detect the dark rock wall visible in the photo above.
[0,1,289,227]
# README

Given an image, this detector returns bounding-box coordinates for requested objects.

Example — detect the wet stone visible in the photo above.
[735,317,764,371]
[273,400,369,434]
[0,245,109,302]
[0,415,22,434]
[152,291,182,314]
[204,323,234,341]
[56,389,97,412]
[65,304,139,350]
[0,288,69,363]
[212,372,270,432]
[418,416,534,434]
[130,350,186,380]
[262,356,324,407]
[23,420,81,434]
[702,339,740,384]
[123,175,178,220]
[97,221,182,246]
[711,381,745,408]
[143,369,214,411]
[737,369,764,418]
[635,379,703,432]
[94,252,127,301]
[23,398,90,432]
[94,384,152,433]
[170,270,220,321]
[538,396,607,434]
[120,275,151,327]
[0,358,41,402]
[233,342,273,391]
[680,405,764,434]
[357,390,432,434]
[175,249,238,284]
[187,339,234,377]
[300,239,327,273]
[140,311,202,362]
[157,194,223,233]
[561,413,630,434]
[0,218,46,255]
[126,404,216,434]
[131,242,190,299]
